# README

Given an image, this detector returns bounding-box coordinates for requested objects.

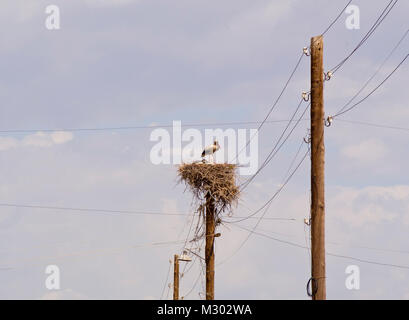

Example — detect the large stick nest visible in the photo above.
[178,163,240,215]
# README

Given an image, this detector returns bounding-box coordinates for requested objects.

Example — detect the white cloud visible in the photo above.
[0,131,73,151]
[341,139,387,163]
[0,137,18,151]
[50,131,75,145]
[328,185,409,228]
[23,132,54,148]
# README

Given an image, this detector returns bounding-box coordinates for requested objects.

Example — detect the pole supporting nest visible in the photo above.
[178,162,240,300]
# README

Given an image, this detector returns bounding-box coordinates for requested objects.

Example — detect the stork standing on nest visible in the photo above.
[201,140,220,163]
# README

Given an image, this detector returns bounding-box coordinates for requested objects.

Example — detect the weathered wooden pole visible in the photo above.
[173,254,179,300]
[310,35,326,300]
[205,192,215,300]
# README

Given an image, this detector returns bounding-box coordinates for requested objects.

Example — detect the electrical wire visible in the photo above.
[0,1,352,143]
[229,200,298,222]
[240,101,310,191]
[330,0,399,74]
[255,102,310,172]
[235,224,409,270]
[239,98,305,190]
[233,0,354,196]
[1,238,190,271]
[181,268,202,299]
[335,119,409,133]
[237,0,354,164]
[216,149,309,267]
[180,232,201,280]
[224,216,296,222]
[333,53,409,117]
[236,222,409,255]
[0,202,297,221]
[0,119,311,135]
[165,281,172,300]
[234,52,305,162]
[335,28,409,116]
[181,211,197,253]
[160,257,173,300]
[178,213,205,294]
[326,252,409,270]
[280,139,305,184]
[163,211,197,300]
[320,0,353,37]
[231,149,309,224]
[234,224,308,250]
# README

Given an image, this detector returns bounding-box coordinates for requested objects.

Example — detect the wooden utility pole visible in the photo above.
[205,192,215,300]
[310,35,326,300]
[173,254,179,300]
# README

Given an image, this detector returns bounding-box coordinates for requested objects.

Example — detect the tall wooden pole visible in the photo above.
[173,254,179,300]
[205,192,215,300]
[310,35,326,300]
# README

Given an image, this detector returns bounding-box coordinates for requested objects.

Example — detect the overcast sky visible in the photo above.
[0,0,408,300]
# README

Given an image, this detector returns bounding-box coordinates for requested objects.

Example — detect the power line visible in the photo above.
[330,0,399,74]
[0,203,193,217]
[182,240,205,276]
[252,102,310,179]
[236,1,352,191]
[235,0,353,162]
[240,101,310,191]
[235,224,409,270]
[224,216,296,222]
[181,265,203,299]
[239,98,305,189]
[307,0,355,50]
[231,149,309,224]
[1,238,191,271]
[216,149,309,266]
[280,138,306,183]
[0,2,352,141]
[333,53,409,118]
[234,224,308,250]
[0,202,297,221]
[162,211,200,300]
[326,252,409,270]
[255,55,305,134]
[335,27,409,116]
[165,281,172,300]
[234,52,305,161]
[160,257,173,300]
[236,223,409,255]
[179,216,202,280]
[326,239,409,255]
[181,209,197,252]
[335,119,409,133]
[178,216,206,299]
[320,0,353,37]
[0,119,310,135]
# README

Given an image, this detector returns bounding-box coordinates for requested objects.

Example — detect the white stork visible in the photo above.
[201,140,220,163]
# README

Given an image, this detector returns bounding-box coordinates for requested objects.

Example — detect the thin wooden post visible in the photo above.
[173,254,179,300]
